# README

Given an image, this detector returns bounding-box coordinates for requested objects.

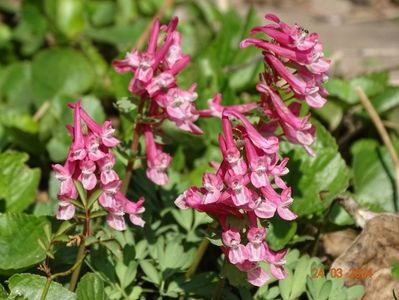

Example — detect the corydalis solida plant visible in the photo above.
[176,13,330,286]
[52,101,145,231]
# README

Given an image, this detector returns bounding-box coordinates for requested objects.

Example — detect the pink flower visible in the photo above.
[265,248,288,280]
[123,195,146,227]
[99,180,121,208]
[220,117,247,175]
[260,186,297,221]
[225,171,252,207]
[56,200,76,220]
[223,110,279,154]
[98,154,119,185]
[53,161,77,200]
[202,173,223,204]
[144,127,171,186]
[246,227,268,262]
[222,229,248,264]
[85,135,106,161]
[236,261,270,286]
[198,93,257,118]
[78,160,97,190]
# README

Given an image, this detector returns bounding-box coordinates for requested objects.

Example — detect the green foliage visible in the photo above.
[351,139,397,211]
[7,273,75,300]
[0,151,40,212]
[32,48,95,105]
[0,0,398,298]
[76,273,106,300]
[0,213,49,273]
[282,121,350,217]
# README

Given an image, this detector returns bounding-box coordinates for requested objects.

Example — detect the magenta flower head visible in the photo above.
[241,13,330,155]
[52,101,145,231]
[174,13,330,286]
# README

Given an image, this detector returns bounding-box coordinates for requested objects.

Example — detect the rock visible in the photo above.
[331,214,399,298]
[322,229,358,258]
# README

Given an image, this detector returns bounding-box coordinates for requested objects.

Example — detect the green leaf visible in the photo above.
[0,62,32,107]
[0,151,40,212]
[8,273,75,300]
[346,285,364,300]
[266,218,297,250]
[279,269,293,300]
[326,72,389,104]
[282,121,350,217]
[86,22,147,48]
[32,48,95,105]
[0,213,49,273]
[54,0,85,38]
[139,260,161,285]
[351,139,397,212]
[371,86,399,114]
[318,280,332,300]
[13,4,47,55]
[290,255,311,299]
[76,273,105,300]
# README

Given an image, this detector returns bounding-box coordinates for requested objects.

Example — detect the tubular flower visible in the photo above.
[52,101,145,230]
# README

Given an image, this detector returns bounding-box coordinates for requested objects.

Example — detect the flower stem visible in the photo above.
[121,97,146,195]
[40,253,86,299]
[40,278,52,300]
[68,237,86,292]
[186,238,209,279]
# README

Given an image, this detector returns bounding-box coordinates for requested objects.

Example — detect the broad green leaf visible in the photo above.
[0,151,40,212]
[87,1,116,27]
[55,0,85,38]
[32,48,95,105]
[86,22,147,48]
[76,273,105,300]
[13,3,47,55]
[266,218,297,250]
[371,86,399,114]
[0,213,49,273]
[0,62,32,107]
[282,121,350,217]
[326,72,389,104]
[8,273,75,300]
[351,139,397,212]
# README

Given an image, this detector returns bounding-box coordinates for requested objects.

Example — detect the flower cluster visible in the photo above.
[113,18,257,186]
[52,101,145,231]
[113,17,201,186]
[241,13,330,155]
[175,13,330,286]
[175,111,295,286]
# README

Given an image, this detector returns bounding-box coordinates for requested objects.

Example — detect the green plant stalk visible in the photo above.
[68,236,86,292]
[121,97,146,194]
[40,278,52,300]
[40,254,86,299]
[186,238,210,279]
[213,257,228,300]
